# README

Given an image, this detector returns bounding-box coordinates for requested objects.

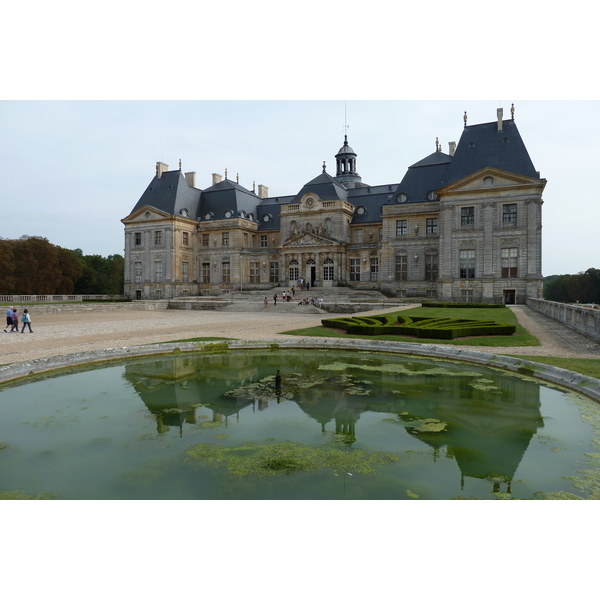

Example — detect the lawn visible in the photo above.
[281,306,540,348]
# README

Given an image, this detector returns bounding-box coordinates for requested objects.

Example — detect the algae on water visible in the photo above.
[185,441,399,477]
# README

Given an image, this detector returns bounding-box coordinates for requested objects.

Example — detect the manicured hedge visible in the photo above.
[321,313,515,339]
[421,302,505,309]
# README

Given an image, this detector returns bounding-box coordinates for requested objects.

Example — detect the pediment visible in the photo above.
[281,232,340,248]
[440,167,543,196]
[121,205,172,224]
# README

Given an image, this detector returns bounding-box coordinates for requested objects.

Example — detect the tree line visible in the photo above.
[0,236,124,295]
[544,268,600,304]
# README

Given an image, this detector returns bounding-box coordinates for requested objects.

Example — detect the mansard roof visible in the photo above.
[447,119,539,184]
[129,170,201,218]
[292,171,349,203]
[196,177,260,222]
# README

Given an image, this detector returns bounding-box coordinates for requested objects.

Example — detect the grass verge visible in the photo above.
[507,356,600,380]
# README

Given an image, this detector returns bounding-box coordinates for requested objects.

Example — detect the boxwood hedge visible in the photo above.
[321,313,515,340]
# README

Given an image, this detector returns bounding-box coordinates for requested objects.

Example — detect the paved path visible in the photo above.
[1,303,599,365]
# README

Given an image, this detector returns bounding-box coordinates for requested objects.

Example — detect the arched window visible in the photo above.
[289,260,299,282]
[323,258,334,281]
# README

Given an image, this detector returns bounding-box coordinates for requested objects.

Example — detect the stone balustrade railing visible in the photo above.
[526,297,600,342]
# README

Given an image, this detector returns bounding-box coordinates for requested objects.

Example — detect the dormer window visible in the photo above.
[396,193,408,203]
[356,206,367,215]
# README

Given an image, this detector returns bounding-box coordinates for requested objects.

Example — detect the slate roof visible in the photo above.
[195,178,261,223]
[447,119,539,183]
[256,194,296,231]
[129,170,201,218]
[129,117,541,228]
[291,171,349,203]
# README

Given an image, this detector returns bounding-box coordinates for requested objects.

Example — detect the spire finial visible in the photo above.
[322,161,326,173]
[179,158,182,170]
[463,111,468,127]
[236,173,239,184]
[435,137,440,151]
[225,168,228,180]
[511,103,515,119]
[253,181,256,192]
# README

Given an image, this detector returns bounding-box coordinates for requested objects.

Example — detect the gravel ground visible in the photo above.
[1,302,599,365]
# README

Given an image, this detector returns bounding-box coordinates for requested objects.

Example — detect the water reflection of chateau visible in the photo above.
[124,353,544,492]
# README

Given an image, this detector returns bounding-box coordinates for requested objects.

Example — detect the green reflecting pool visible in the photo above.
[1,350,599,500]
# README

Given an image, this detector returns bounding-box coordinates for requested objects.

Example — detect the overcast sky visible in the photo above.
[0,99,597,276]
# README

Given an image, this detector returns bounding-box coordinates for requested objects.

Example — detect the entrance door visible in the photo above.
[503,289,516,304]
[136,290,142,300]
[311,266,316,287]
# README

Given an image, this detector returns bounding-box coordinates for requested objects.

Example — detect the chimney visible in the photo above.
[156,162,169,179]
[184,171,196,188]
[258,184,269,199]
[448,141,456,156]
[497,108,503,131]
[212,173,222,185]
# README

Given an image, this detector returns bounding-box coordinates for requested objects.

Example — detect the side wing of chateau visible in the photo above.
[122,107,545,304]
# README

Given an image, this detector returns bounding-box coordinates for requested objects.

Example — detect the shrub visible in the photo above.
[321,313,515,339]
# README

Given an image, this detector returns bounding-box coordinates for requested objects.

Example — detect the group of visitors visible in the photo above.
[4,306,33,333]
[297,297,323,308]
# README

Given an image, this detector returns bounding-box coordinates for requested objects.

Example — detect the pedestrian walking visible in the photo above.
[20,309,33,333]
[273,293,277,306]
[4,306,13,332]
[10,308,19,332]
[264,296,268,308]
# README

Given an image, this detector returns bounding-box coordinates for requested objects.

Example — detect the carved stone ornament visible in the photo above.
[283,232,338,248]
[459,240,476,248]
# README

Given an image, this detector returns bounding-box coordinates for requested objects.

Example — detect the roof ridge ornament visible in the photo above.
[225,168,228,180]
[436,137,440,151]
[511,103,515,120]
[179,158,182,170]
[464,111,468,127]
[322,160,326,173]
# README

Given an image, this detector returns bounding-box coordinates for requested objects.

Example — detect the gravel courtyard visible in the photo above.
[1,303,599,366]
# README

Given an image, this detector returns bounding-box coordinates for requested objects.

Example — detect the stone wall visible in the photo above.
[527,297,600,342]
[16,301,169,315]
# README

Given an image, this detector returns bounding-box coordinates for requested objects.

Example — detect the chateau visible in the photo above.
[122,106,545,304]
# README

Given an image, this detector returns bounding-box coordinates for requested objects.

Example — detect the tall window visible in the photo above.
[425,254,439,281]
[350,258,360,281]
[503,204,517,223]
[289,260,299,281]
[396,220,407,236]
[355,229,363,243]
[270,262,279,283]
[252,235,257,248]
[182,261,188,283]
[134,232,142,246]
[155,261,163,283]
[243,233,248,247]
[202,263,210,283]
[461,289,474,303]
[155,230,162,245]
[222,262,230,283]
[426,218,438,234]
[501,248,518,277]
[260,235,268,248]
[459,249,475,279]
[370,258,379,282]
[222,232,229,246]
[395,255,407,281]
[202,234,209,247]
[461,207,474,226]
[134,261,142,284]
[182,232,189,246]
[323,258,334,281]
[250,262,260,283]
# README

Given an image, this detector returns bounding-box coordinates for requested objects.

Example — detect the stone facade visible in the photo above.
[122,108,546,303]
